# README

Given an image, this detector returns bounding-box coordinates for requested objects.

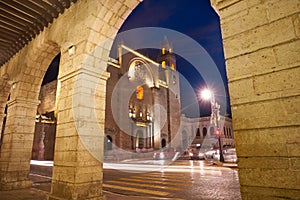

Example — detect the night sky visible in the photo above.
[43,0,231,117]
[117,0,231,117]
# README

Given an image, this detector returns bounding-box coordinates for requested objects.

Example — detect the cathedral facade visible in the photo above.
[104,39,181,154]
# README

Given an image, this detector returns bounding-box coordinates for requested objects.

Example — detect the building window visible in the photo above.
[161,138,166,148]
[162,48,165,55]
[203,127,207,137]
[196,128,200,137]
[162,61,166,68]
[171,63,175,70]
[136,86,143,100]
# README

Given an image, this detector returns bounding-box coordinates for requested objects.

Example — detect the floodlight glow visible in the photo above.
[201,89,212,100]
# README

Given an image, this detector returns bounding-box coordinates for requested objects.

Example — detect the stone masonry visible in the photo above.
[0,0,140,199]
[211,0,300,199]
[0,0,299,199]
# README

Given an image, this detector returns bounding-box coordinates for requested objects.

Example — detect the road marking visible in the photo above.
[102,183,170,196]
[119,178,190,186]
[130,175,191,183]
[139,173,188,179]
[106,180,181,191]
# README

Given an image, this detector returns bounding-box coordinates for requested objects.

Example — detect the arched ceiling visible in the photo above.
[0,0,77,67]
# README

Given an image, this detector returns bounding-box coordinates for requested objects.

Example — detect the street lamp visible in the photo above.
[201,89,224,162]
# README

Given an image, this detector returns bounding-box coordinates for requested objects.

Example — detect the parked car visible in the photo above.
[204,149,217,162]
[187,148,205,160]
[211,148,237,163]
[224,148,238,163]
[153,147,179,160]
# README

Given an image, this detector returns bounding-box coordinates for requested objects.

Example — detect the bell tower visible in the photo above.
[157,37,176,70]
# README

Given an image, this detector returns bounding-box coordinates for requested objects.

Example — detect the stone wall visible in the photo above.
[37,80,58,114]
[0,0,298,199]
[0,0,140,199]
[211,0,300,199]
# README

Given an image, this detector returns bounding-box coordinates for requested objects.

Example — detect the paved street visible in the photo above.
[0,160,241,200]
[103,160,241,200]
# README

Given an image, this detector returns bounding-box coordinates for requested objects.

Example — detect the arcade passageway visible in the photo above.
[0,0,299,199]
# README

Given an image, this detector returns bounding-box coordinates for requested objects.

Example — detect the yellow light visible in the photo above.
[162,61,166,68]
[171,64,175,70]
[162,48,165,55]
[136,86,144,100]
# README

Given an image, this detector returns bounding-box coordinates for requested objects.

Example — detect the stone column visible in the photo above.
[37,128,45,160]
[211,0,300,199]
[48,52,109,199]
[0,98,39,190]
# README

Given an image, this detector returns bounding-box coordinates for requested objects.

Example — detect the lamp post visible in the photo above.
[201,89,224,162]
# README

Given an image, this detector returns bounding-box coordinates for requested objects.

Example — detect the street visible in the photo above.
[26,159,241,200]
[103,160,241,200]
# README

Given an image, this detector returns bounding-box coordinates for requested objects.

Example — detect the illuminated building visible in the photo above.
[104,38,181,153]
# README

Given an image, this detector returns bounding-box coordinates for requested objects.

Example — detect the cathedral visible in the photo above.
[104,38,182,155]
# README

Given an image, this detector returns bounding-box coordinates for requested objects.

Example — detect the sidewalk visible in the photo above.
[0,187,158,200]
[212,161,238,168]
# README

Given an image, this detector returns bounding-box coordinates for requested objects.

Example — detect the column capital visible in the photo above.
[7,97,40,108]
[58,67,110,83]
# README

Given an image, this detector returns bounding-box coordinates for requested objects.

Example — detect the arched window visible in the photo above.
[203,127,207,137]
[161,138,166,148]
[196,128,200,137]
[224,127,227,138]
[136,86,143,100]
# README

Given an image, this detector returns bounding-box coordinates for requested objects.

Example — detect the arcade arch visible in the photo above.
[0,1,298,200]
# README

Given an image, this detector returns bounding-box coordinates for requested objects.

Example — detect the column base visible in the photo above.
[48,180,105,200]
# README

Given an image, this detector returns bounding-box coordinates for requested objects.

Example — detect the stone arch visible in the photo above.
[128,57,156,87]
[7,38,60,102]
[45,1,141,199]
[0,0,297,199]
[0,36,60,190]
